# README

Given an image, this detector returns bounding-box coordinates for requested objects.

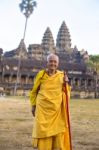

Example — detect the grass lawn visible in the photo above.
[0,97,99,150]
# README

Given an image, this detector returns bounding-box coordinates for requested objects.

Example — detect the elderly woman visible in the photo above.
[30,53,72,150]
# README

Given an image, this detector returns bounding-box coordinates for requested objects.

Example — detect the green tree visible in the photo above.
[0,48,3,56]
[19,0,37,40]
[0,48,3,83]
[88,55,99,75]
[87,55,99,98]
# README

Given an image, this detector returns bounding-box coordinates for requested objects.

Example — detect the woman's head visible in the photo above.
[47,53,59,72]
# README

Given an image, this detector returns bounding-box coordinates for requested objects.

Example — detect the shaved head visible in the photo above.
[47,53,59,63]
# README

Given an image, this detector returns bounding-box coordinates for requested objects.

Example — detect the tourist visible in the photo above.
[30,53,72,150]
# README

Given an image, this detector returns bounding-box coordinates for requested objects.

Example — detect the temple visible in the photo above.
[0,21,99,98]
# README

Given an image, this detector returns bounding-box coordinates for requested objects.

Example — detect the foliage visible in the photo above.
[0,48,3,55]
[87,55,99,73]
[19,0,37,18]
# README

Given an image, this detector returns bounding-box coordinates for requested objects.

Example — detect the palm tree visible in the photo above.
[19,0,37,40]
[87,55,99,98]
[14,0,37,95]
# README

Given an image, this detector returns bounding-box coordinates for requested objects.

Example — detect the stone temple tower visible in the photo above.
[56,21,71,52]
[41,27,56,56]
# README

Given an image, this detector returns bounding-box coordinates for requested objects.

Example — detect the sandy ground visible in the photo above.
[0,97,99,150]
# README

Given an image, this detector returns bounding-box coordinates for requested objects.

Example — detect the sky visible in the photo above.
[0,0,99,55]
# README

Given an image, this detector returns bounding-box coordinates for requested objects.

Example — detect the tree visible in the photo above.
[14,0,37,95]
[0,48,3,83]
[87,55,99,98]
[19,0,37,40]
[0,48,3,56]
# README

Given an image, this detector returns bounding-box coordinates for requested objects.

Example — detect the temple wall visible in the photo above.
[0,71,99,98]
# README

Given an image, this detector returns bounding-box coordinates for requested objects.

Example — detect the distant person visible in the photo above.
[30,53,72,150]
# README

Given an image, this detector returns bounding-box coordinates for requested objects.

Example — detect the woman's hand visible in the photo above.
[64,71,69,82]
[32,106,36,117]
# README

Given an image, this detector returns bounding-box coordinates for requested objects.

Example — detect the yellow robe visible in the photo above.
[30,70,71,150]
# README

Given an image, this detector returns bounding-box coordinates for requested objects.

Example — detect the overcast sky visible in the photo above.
[0,0,99,54]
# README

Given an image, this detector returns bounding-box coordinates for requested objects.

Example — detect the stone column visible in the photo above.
[9,74,12,83]
[70,78,73,87]
[78,78,81,87]
[72,77,75,89]
[84,79,87,90]
[26,75,29,84]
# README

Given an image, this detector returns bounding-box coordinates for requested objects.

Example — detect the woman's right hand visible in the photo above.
[32,106,36,117]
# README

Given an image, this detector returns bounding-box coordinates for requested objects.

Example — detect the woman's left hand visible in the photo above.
[64,71,69,82]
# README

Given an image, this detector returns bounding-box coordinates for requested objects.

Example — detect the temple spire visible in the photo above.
[56,21,71,52]
[41,27,56,55]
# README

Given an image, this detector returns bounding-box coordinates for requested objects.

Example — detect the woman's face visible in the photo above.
[47,56,59,71]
